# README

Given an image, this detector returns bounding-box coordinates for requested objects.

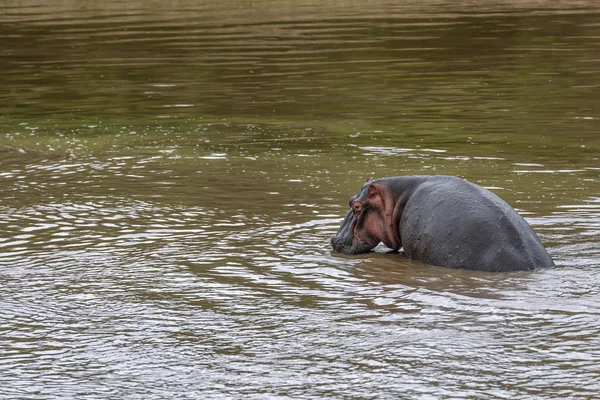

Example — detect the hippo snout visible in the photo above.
[330,235,340,251]
[331,234,350,254]
[331,233,369,255]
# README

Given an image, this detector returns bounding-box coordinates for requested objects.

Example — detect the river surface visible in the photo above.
[1,1,599,398]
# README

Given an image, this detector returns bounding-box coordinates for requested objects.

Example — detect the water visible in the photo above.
[1,1,599,398]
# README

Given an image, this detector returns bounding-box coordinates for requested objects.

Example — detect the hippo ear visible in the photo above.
[366,177,374,183]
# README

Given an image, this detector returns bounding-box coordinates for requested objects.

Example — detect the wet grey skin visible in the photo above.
[331,175,555,272]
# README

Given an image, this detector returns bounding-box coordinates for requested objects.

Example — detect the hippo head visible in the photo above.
[330,178,402,255]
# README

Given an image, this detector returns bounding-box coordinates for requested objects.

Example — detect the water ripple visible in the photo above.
[2,1,600,398]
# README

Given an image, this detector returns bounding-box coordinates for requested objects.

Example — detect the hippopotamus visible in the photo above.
[330,175,555,272]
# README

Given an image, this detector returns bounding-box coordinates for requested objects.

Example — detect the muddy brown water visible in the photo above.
[1,1,599,398]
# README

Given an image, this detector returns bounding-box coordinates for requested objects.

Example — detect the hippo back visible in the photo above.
[399,176,554,271]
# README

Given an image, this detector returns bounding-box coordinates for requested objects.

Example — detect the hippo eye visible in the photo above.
[352,201,363,214]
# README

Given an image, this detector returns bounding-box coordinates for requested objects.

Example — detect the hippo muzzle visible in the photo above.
[330,209,378,255]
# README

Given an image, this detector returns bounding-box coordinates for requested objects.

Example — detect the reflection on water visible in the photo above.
[1,0,599,398]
